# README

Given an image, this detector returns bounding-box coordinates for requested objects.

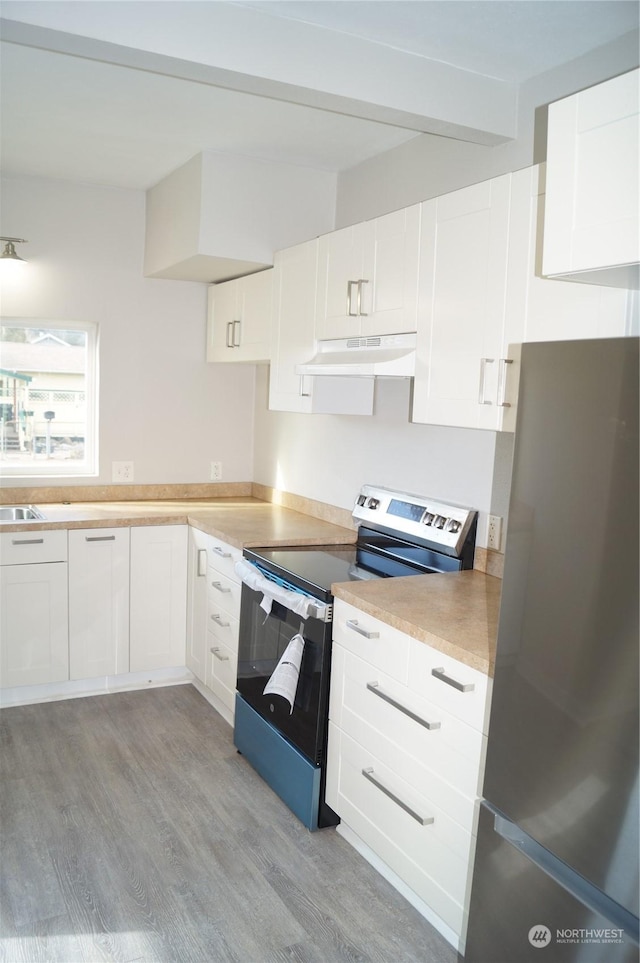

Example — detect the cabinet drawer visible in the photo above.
[408,642,491,732]
[207,568,241,618]
[206,539,242,582]
[1,529,67,565]
[206,633,237,711]
[330,645,485,810]
[326,723,471,935]
[206,599,239,652]
[332,599,410,684]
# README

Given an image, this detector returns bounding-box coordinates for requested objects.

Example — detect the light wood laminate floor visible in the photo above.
[0,685,459,963]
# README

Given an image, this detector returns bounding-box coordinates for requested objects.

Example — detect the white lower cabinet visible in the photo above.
[68,528,130,680]
[0,531,69,688]
[129,525,188,672]
[327,598,491,946]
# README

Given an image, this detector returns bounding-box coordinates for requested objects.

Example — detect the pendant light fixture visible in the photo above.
[0,237,28,262]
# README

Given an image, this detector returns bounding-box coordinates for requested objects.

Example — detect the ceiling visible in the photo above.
[0,1,638,192]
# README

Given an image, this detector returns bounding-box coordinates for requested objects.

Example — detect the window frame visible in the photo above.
[0,318,99,479]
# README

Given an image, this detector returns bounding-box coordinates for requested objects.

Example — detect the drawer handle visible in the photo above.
[210,613,230,628]
[346,619,379,639]
[432,666,475,693]
[362,767,433,826]
[211,580,231,593]
[212,546,231,558]
[210,646,229,662]
[11,538,44,545]
[367,682,441,730]
[85,535,116,542]
[197,549,207,577]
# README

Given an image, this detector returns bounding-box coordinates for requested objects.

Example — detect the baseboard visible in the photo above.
[0,666,194,708]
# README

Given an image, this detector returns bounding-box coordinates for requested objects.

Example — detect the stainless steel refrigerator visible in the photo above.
[464,338,639,962]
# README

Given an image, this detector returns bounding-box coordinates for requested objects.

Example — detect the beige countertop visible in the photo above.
[332,570,501,676]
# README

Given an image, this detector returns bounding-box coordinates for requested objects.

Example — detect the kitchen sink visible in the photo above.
[0,505,46,521]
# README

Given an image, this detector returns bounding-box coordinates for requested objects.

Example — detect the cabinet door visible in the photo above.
[235,270,272,362]
[413,175,511,430]
[68,528,130,680]
[542,68,639,284]
[206,279,239,362]
[316,224,365,340]
[186,527,210,683]
[0,562,69,687]
[361,205,421,337]
[129,525,188,672]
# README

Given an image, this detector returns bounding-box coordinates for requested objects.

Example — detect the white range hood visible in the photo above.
[295,333,416,378]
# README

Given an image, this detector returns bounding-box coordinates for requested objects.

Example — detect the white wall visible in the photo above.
[335,31,640,226]
[0,175,255,487]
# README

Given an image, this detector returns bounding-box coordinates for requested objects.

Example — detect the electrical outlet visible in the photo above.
[210,461,223,481]
[487,514,502,551]
[112,461,134,483]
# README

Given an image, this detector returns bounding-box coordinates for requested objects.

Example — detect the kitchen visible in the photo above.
[0,3,639,962]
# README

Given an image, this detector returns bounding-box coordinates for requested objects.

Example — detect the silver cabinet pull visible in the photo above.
[367,682,441,730]
[11,538,44,545]
[232,319,241,347]
[197,549,207,577]
[299,375,310,398]
[226,321,234,348]
[212,545,231,558]
[497,358,513,407]
[362,767,433,825]
[210,580,231,593]
[432,666,475,692]
[347,280,359,316]
[346,618,379,639]
[210,646,229,661]
[85,535,116,542]
[210,613,230,627]
[478,358,495,405]
[357,279,369,316]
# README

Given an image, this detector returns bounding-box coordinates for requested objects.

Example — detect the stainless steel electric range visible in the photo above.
[233,485,478,830]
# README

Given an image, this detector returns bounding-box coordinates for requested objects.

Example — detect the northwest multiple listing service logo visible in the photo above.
[528,924,625,949]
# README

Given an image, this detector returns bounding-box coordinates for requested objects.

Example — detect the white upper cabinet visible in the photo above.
[316,205,421,340]
[207,269,272,363]
[542,68,639,288]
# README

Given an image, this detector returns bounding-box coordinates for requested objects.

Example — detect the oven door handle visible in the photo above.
[235,559,332,623]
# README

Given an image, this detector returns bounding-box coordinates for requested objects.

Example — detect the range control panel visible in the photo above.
[353,485,477,556]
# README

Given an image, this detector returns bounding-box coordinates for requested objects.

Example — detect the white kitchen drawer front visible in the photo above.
[332,599,410,684]
[326,723,469,935]
[207,567,241,618]
[206,633,237,712]
[409,642,491,733]
[206,539,242,582]
[206,598,239,652]
[330,645,486,809]
[0,530,68,566]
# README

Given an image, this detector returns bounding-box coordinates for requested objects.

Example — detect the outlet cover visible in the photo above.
[487,514,502,551]
[210,461,222,481]
[112,461,134,483]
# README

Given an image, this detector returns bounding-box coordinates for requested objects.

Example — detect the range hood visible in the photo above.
[295,333,416,378]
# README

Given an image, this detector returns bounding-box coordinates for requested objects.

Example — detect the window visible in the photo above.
[0,320,98,477]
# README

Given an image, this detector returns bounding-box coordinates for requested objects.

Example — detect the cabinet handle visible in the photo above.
[11,538,44,545]
[299,375,310,398]
[357,279,369,316]
[212,545,231,558]
[210,613,230,627]
[210,580,231,593]
[478,358,495,405]
[347,280,359,316]
[346,618,379,639]
[362,767,433,825]
[232,319,241,347]
[497,358,513,407]
[366,682,441,730]
[85,535,116,542]
[197,549,207,577]
[226,322,234,348]
[210,646,229,661]
[432,666,475,692]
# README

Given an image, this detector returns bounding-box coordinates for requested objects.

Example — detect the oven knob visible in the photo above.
[446,518,461,533]
[357,494,367,507]
[423,512,435,526]
[434,515,447,529]
[367,498,380,510]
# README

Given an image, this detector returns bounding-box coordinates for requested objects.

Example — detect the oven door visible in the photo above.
[236,582,332,765]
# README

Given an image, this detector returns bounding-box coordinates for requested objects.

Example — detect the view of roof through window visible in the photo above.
[0,323,96,476]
